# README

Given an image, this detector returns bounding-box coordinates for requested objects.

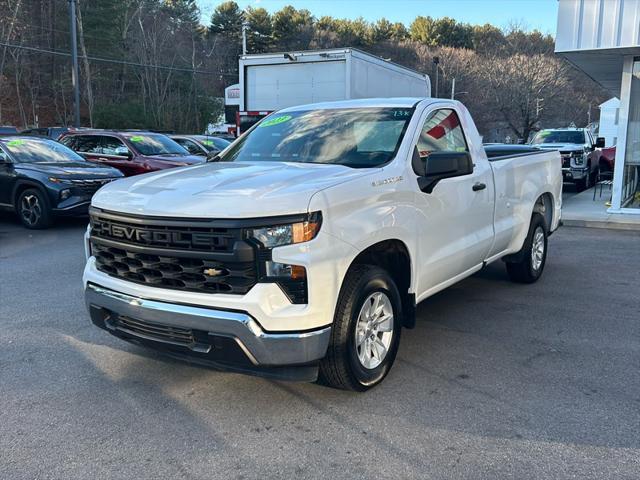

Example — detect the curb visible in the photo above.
[562,218,640,231]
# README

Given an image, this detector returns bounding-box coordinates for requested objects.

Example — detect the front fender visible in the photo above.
[309,175,418,293]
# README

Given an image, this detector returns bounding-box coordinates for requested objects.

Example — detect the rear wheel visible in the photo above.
[505,213,548,284]
[17,188,52,229]
[319,265,402,391]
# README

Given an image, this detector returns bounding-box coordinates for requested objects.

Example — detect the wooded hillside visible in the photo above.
[0,0,607,140]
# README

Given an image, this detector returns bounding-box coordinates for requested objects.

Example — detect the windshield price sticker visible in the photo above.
[260,115,292,128]
[7,139,25,147]
[202,140,214,146]
[129,135,145,142]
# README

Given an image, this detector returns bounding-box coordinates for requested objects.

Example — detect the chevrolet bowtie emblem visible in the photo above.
[203,267,224,277]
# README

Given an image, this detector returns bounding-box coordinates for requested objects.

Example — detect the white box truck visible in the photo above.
[234,48,431,134]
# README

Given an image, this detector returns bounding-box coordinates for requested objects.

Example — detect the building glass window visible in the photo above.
[622,59,640,208]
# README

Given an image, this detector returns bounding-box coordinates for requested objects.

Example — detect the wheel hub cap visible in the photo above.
[531,227,545,271]
[355,292,394,370]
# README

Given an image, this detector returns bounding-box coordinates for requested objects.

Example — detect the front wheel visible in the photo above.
[577,166,592,191]
[505,213,548,284]
[319,265,402,391]
[17,188,53,229]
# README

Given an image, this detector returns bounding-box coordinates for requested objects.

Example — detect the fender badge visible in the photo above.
[372,176,403,187]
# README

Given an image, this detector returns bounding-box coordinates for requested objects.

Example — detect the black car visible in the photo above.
[20,127,72,140]
[0,126,19,135]
[0,136,123,228]
[170,134,231,157]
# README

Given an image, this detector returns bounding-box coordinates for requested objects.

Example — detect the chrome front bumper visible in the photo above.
[85,283,331,381]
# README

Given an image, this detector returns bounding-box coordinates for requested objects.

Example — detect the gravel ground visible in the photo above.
[1,214,639,480]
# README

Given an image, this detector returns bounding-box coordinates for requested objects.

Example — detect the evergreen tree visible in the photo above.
[245,7,272,53]
[209,0,243,41]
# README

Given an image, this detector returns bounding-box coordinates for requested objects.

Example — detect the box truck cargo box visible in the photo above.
[234,48,430,134]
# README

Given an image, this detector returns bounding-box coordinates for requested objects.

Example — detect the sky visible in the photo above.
[198,0,560,35]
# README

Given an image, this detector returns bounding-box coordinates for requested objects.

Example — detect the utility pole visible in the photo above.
[68,0,81,127]
[535,97,543,118]
[433,56,440,98]
[450,77,455,100]
[241,22,249,55]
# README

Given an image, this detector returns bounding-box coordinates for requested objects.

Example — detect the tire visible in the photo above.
[319,265,403,391]
[576,165,592,191]
[505,213,548,284]
[16,188,53,229]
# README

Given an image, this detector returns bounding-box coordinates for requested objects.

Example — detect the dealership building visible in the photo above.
[556,0,640,212]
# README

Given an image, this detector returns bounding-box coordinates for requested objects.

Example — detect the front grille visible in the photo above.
[70,178,116,194]
[117,315,196,346]
[560,152,572,168]
[91,214,236,252]
[90,209,257,295]
[92,242,256,294]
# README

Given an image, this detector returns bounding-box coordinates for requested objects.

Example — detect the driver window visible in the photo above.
[101,136,130,157]
[417,109,468,158]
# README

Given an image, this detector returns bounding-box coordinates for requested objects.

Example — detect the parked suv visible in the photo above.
[0,136,122,228]
[170,134,231,157]
[59,130,204,176]
[20,127,75,140]
[530,128,605,190]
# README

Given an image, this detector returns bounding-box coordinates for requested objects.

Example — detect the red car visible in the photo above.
[59,130,205,176]
[598,146,616,171]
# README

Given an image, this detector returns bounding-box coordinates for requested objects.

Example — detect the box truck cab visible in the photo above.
[235,48,431,135]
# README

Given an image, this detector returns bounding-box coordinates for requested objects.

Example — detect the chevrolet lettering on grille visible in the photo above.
[92,221,219,249]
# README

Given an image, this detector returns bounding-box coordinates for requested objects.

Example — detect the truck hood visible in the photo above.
[91,161,373,218]
[535,143,585,153]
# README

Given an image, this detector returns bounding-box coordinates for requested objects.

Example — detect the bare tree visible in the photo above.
[479,53,569,141]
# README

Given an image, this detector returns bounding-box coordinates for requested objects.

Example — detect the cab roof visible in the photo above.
[277,97,445,112]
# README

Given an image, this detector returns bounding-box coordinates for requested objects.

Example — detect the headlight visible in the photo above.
[571,153,584,165]
[48,177,70,184]
[247,212,321,304]
[247,212,322,248]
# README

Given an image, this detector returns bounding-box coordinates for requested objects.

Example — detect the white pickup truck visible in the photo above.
[83,98,562,391]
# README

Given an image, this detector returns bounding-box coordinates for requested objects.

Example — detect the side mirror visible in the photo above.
[595,137,606,149]
[413,146,473,193]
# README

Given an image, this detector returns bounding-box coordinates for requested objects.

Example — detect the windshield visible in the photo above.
[124,133,189,156]
[195,136,231,152]
[2,138,85,163]
[531,131,586,145]
[221,108,414,168]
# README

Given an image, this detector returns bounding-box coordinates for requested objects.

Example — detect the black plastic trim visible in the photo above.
[90,206,311,229]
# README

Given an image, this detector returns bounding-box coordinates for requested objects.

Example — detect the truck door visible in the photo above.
[413,108,495,293]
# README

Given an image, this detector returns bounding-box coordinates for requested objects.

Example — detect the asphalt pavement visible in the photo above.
[1,213,639,479]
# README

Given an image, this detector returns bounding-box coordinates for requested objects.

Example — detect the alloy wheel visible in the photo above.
[531,226,545,271]
[20,194,42,226]
[354,291,394,369]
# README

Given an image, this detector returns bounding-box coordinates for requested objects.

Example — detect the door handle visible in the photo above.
[472,182,486,192]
